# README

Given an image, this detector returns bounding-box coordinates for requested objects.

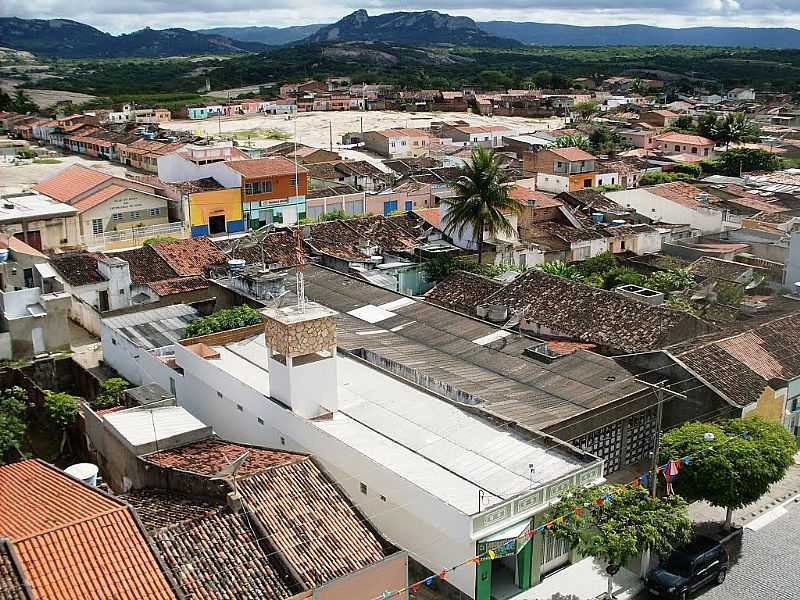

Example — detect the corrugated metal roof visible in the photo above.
[104,406,209,450]
[102,304,198,350]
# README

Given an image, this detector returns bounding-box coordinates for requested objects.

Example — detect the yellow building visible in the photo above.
[187,186,244,237]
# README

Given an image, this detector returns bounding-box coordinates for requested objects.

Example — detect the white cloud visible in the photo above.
[3,0,800,33]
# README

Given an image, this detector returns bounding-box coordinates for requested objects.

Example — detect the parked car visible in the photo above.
[646,535,729,599]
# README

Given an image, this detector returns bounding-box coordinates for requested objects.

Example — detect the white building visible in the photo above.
[606,182,726,235]
[101,302,602,600]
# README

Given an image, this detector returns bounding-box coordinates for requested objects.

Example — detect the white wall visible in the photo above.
[100,323,180,394]
[607,189,724,235]
[535,173,569,194]
[172,343,479,597]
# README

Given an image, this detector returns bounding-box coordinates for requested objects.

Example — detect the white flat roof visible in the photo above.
[104,406,209,450]
[0,192,78,223]
[209,333,586,516]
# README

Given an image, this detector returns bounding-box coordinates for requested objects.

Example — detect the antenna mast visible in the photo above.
[293,227,306,312]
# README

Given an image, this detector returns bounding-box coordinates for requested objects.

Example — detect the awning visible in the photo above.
[35,262,58,279]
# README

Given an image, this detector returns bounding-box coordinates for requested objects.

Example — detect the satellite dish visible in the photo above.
[211,451,250,496]
[745,276,764,290]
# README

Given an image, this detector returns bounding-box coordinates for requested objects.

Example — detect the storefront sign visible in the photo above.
[471,462,603,538]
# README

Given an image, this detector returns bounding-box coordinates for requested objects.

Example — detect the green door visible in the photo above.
[517,538,533,590]
[476,558,492,600]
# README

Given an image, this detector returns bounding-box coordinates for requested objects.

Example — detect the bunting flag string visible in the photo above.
[369,430,746,600]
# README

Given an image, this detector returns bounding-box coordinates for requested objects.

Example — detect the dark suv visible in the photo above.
[646,536,729,599]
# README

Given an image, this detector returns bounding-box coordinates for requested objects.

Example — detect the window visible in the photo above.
[289,177,297,188]
[691,147,698,154]
[405,201,413,211]
[237,404,243,412]
[360,482,368,495]
[674,145,681,152]
[257,417,264,425]
[704,148,710,156]
[169,377,175,396]
[149,207,161,217]
[380,495,387,502]
[217,391,223,398]
[91,219,103,235]
[621,240,626,250]
[280,436,286,446]
[112,213,123,221]
[583,179,592,188]
[383,200,398,216]
[130,211,141,220]
[119,289,125,295]
[245,181,273,195]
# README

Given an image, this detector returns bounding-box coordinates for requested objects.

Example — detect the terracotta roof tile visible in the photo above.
[153,238,226,277]
[0,540,29,600]
[70,184,124,213]
[238,458,386,588]
[412,207,441,229]
[548,147,597,162]
[647,181,722,209]
[49,252,106,287]
[213,230,306,268]
[32,165,113,204]
[654,132,715,146]
[485,269,707,353]
[688,257,754,282]
[510,186,563,208]
[120,489,222,532]
[147,276,209,296]
[425,271,504,314]
[225,157,307,179]
[112,246,178,285]
[0,461,176,600]
[144,438,305,477]
[339,216,417,253]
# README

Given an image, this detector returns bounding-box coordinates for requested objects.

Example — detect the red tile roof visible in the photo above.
[225,157,307,179]
[647,181,721,209]
[147,276,209,296]
[144,438,305,476]
[549,147,597,162]
[509,186,564,208]
[654,132,715,146]
[32,165,113,204]
[412,207,441,229]
[0,460,176,600]
[71,184,124,213]
[112,246,178,284]
[152,237,226,277]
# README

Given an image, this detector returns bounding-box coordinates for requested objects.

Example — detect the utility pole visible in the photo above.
[329,120,333,152]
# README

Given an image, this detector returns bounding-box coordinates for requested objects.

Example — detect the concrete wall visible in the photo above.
[607,189,724,235]
[1,289,71,357]
[314,553,408,600]
[82,190,169,238]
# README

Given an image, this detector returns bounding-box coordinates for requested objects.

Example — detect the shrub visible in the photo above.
[183,305,263,338]
[143,236,177,246]
[0,387,29,464]
[578,252,618,277]
[93,378,130,410]
[672,163,702,178]
[640,172,692,186]
[645,268,695,293]
[43,391,79,431]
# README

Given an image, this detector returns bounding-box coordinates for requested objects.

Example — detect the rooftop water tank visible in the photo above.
[0,248,8,264]
[228,259,246,271]
[65,463,99,487]
[610,219,627,227]
[591,212,604,224]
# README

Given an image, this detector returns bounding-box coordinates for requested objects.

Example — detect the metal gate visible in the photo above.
[571,420,624,473]
[540,533,570,574]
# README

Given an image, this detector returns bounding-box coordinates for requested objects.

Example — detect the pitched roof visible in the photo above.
[49,252,105,286]
[70,184,125,213]
[674,313,800,406]
[152,238,226,277]
[646,181,721,209]
[0,540,29,600]
[119,489,222,532]
[425,271,504,314]
[341,216,417,253]
[225,157,308,179]
[112,246,178,284]
[509,186,563,208]
[548,147,597,162]
[238,458,386,588]
[147,276,209,296]
[143,438,304,477]
[213,230,306,268]
[559,189,625,213]
[485,269,705,353]
[373,128,430,138]
[654,132,715,145]
[688,257,754,282]
[0,461,176,600]
[412,207,441,229]
[32,165,113,203]
[150,508,294,600]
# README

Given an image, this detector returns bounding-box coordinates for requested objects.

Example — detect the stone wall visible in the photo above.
[264,315,336,357]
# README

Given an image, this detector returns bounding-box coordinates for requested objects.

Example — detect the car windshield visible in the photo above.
[665,554,692,578]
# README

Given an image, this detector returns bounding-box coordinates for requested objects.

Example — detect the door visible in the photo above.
[15,230,42,252]
[98,290,110,312]
[476,558,492,600]
[383,200,398,216]
[208,214,227,235]
[32,327,45,355]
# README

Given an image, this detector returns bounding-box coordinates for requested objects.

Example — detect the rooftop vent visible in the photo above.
[523,339,562,363]
[614,284,665,306]
[476,303,509,323]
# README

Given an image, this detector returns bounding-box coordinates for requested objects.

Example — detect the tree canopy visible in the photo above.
[444,147,523,264]
[660,417,797,528]
[0,387,29,464]
[43,391,80,431]
[545,484,692,596]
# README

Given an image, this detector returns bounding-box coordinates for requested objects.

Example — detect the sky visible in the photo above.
[3,0,800,34]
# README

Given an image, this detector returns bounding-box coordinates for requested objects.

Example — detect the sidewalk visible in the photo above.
[517,558,643,600]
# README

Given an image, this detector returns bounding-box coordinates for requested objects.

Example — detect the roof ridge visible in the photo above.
[10,506,127,544]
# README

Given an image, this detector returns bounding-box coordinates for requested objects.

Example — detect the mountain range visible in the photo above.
[198,24,324,46]
[0,17,268,58]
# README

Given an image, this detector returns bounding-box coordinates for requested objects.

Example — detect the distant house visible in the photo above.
[439,123,514,148]
[0,191,81,252]
[653,132,716,160]
[524,147,604,193]
[639,110,680,128]
[726,88,756,101]
[363,128,431,158]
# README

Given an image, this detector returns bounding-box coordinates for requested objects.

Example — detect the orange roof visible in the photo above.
[549,147,597,162]
[33,165,113,204]
[413,207,441,229]
[0,236,46,259]
[654,132,715,146]
[0,460,176,600]
[374,128,430,138]
[509,186,563,208]
[225,157,308,179]
[648,181,720,209]
[153,237,226,276]
[71,184,125,213]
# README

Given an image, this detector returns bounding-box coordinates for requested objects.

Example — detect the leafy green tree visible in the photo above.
[673,115,695,131]
[0,387,29,464]
[716,284,744,307]
[574,100,599,121]
[664,295,699,316]
[183,305,263,338]
[714,148,784,176]
[545,485,692,598]
[697,112,719,139]
[713,112,760,148]
[554,135,591,151]
[422,256,523,282]
[478,70,512,90]
[640,172,693,186]
[0,90,13,112]
[589,127,624,155]
[93,378,130,410]
[645,268,695,293]
[537,260,584,281]
[672,163,702,178]
[660,417,797,529]
[11,90,37,114]
[578,252,618,277]
[44,391,79,431]
[583,273,605,288]
[444,147,523,264]
[605,266,645,288]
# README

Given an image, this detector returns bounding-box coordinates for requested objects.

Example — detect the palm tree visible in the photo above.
[554,134,591,151]
[713,112,759,148]
[537,260,584,281]
[444,147,523,264]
